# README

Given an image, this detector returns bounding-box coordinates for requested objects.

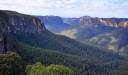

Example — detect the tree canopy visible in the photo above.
[0,52,23,75]
[26,62,73,75]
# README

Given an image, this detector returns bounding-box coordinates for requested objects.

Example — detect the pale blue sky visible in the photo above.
[0,0,128,18]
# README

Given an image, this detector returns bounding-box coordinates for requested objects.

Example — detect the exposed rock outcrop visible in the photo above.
[0,10,46,53]
[80,16,128,28]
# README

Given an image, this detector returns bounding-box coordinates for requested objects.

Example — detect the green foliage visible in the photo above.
[13,29,124,75]
[0,52,23,75]
[14,31,121,62]
[15,42,99,75]
[26,62,46,75]
[26,62,73,75]
[46,64,73,75]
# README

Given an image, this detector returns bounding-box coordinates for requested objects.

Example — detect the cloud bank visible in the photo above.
[0,0,128,17]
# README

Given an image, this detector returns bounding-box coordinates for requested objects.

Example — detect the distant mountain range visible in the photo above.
[37,16,128,54]
[1,10,127,75]
[38,16,72,33]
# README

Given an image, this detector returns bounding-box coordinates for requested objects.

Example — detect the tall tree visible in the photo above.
[0,52,23,75]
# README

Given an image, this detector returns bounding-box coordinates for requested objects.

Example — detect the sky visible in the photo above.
[0,0,128,18]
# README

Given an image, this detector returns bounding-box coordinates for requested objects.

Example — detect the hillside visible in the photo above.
[87,28,128,53]
[0,10,127,75]
[43,16,128,54]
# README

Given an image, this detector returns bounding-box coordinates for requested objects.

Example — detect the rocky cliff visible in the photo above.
[80,16,128,28]
[78,16,128,53]
[59,16,128,53]
[0,10,46,53]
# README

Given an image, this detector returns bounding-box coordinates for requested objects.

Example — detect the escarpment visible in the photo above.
[0,10,46,53]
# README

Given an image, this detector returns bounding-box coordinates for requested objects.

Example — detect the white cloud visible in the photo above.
[0,0,127,17]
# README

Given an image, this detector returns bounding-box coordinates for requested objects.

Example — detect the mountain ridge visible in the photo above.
[0,10,127,75]
[37,15,128,54]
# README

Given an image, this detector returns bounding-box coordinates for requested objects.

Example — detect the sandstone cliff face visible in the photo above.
[5,11,46,33]
[0,10,46,53]
[80,16,100,26]
[80,16,128,28]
